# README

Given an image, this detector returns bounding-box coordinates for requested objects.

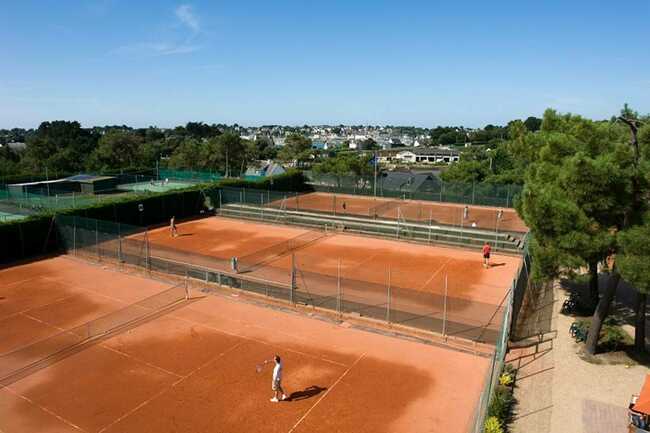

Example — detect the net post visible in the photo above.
[336,258,342,316]
[386,266,391,324]
[442,273,448,338]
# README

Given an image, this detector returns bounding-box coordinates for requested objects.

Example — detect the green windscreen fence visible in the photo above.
[305,172,522,208]
[158,169,222,182]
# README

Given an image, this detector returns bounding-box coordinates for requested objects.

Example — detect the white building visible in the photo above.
[394,147,460,165]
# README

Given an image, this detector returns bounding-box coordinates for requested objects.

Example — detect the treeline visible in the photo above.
[0,121,281,178]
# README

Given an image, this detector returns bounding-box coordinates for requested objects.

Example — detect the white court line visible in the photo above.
[97,340,247,433]
[287,353,366,433]
[415,257,454,292]
[2,386,87,433]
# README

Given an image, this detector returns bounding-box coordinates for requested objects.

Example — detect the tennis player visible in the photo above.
[270,355,287,402]
[482,242,491,268]
[170,216,178,237]
[463,205,469,220]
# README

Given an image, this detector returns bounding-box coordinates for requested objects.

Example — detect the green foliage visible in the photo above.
[23,121,99,173]
[618,218,650,295]
[312,153,374,177]
[488,384,515,426]
[517,109,633,283]
[574,318,633,351]
[484,417,504,433]
[278,133,313,165]
[88,130,145,170]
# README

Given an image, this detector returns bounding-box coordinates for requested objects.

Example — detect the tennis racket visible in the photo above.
[256,359,270,373]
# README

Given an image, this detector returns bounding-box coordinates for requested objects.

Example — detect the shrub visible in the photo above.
[484,416,504,433]
[573,317,632,352]
[488,384,515,422]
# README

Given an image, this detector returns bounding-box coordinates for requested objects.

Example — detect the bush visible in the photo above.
[484,417,504,433]
[573,317,632,352]
[488,384,515,422]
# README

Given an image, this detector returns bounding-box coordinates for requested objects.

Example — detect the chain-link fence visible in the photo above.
[216,186,527,253]
[305,172,523,208]
[55,215,514,345]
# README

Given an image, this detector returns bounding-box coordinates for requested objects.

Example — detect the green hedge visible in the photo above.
[0,215,58,263]
[0,170,308,264]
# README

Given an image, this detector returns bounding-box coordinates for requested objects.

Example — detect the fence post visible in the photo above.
[290,253,296,304]
[117,222,122,262]
[442,273,448,337]
[386,266,391,324]
[219,190,222,209]
[145,230,150,272]
[472,182,476,205]
[73,216,76,255]
[428,210,433,243]
[337,258,342,315]
[240,189,243,204]
[95,220,99,260]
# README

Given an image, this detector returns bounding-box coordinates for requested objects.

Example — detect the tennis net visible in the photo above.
[368,200,399,218]
[237,229,327,273]
[0,283,189,386]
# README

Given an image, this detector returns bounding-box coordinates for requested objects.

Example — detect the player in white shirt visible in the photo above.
[270,355,287,402]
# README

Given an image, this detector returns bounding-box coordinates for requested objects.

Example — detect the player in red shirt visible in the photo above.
[482,242,491,269]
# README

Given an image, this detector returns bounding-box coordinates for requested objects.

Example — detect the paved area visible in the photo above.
[509,280,649,433]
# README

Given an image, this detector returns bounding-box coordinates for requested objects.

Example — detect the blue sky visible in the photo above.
[1,0,649,128]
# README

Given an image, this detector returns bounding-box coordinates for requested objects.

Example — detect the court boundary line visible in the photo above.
[2,385,87,433]
[96,340,247,433]
[287,352,366,433]
[415,257,454,292]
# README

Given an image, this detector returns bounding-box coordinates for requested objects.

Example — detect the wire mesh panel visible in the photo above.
[0,283,188,386]
[305,172,523,208]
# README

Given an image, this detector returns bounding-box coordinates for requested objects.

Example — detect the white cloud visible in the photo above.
[175,4,200,33]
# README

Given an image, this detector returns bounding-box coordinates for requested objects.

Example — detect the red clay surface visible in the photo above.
[272,192,528,233]
[148,217,520,306]
[1,256,490,433]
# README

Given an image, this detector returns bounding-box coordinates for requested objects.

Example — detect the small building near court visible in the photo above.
[66,174,118,194]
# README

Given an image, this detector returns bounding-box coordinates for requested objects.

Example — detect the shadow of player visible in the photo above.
[287,385,327,402]
[489,262,507,268]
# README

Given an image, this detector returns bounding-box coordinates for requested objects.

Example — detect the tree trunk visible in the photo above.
[588,259,599,310]
[585,269,621,355]
[635,291,647,354]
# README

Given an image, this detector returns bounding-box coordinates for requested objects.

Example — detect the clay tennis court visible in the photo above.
[1,256,489,433]
[146,217,521,341]
[267,191,528,233]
